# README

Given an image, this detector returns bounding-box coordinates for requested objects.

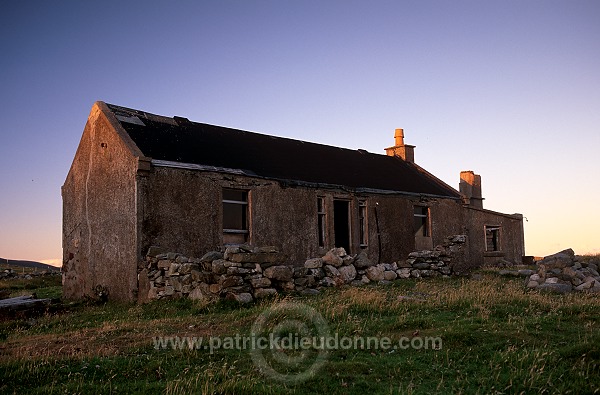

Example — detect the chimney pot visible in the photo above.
[394,128,404,146]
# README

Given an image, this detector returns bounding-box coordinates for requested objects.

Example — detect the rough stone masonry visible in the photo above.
[142,235,468,303]
[525,249,600,294]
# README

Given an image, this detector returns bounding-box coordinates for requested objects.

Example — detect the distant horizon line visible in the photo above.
[0,257,62,268]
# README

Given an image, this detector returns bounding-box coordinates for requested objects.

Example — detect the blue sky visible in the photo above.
[1,0,599,265]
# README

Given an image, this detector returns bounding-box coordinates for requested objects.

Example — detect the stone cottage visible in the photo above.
[62,101,525,302]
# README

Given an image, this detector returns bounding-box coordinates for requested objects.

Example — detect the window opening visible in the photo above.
[223,188,249,245]
[413,206,430,237]
[359,201,368,247]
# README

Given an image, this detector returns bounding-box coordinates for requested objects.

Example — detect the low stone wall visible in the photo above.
[143,235,468,303]
[525,249,600,293]
[0,268,60,280]
[401,235,467,278]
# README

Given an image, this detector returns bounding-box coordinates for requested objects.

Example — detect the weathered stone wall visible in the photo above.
[525,249,600,293]
[142,235,468,303]
[0,269,61,281]
[368,196,465,264]
[139,167,224,257]
[401,235,468,277]
[140,169,335,267]
[422,198,465,252]
[371,194,416,263]
[138,169,466,269]
[463,207,524,267]
[137,169,524,295]
[62,102,141,302]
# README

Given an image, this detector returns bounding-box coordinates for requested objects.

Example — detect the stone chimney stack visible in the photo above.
[459,171,484,209]
[385,128,415,163]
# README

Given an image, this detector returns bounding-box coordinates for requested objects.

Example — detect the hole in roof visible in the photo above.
[115,114,146,126]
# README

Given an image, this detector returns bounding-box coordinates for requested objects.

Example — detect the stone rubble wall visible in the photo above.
[0,269,61,280]
[401,235,467,278]
[143,235,468,303]
[525,249,600,293]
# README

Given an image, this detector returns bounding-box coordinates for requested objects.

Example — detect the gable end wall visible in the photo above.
[62,103,140,302]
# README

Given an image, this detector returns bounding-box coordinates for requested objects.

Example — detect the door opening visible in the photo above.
[333,200,350,253]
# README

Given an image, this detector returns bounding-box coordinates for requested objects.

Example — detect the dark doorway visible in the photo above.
[333,200,350,253]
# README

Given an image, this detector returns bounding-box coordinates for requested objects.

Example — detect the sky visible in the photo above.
[1,0,599,266]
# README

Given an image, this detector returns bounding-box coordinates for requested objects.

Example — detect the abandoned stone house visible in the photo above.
[62,101,525,302]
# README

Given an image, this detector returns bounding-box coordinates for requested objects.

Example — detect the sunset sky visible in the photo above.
[1,0,599,266]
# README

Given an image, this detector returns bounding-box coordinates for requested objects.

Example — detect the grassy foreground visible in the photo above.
[1,272,599,394]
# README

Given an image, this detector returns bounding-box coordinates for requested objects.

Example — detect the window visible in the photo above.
[485,226,501,252]
[317,197,326,247]
[413,206,430,237]
[223,188,248,245]
[359,201,368,247]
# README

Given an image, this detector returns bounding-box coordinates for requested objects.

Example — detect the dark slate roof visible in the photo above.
[107,103,461,198]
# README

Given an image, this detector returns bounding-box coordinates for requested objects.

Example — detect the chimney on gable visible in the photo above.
[385,128,415,163]
[459,170,484,209]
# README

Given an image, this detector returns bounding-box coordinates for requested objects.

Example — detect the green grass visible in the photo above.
[1,273,599,394]
[0,270,62,300]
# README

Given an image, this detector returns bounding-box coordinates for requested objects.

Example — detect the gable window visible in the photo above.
[485,225,501,252]
[223,188,249,245]
[317,197,326,247]
[413,206,430,237]
[359,201,368,247]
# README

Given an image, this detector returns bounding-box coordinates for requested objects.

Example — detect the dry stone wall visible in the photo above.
[401,235,467,278]
[143,235,468,303]
[0,269,60,280]
[525,249,600,293]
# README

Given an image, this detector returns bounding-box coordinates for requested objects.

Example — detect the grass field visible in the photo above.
[0,264,62,300]
[1,269,599,394]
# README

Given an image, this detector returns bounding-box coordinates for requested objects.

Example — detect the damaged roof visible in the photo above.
[106,103,461,198]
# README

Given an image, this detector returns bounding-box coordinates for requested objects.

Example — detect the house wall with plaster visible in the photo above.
[62,104,140,301]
